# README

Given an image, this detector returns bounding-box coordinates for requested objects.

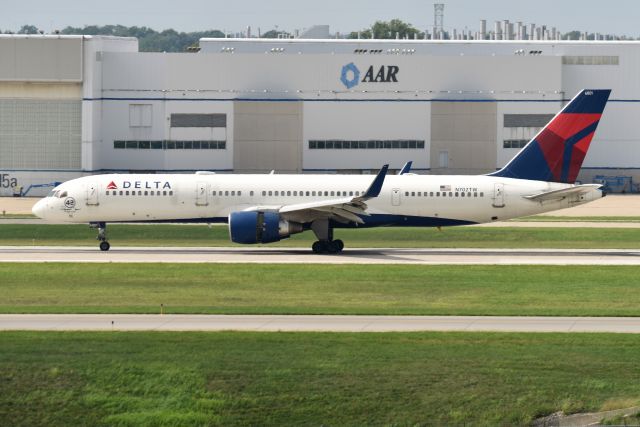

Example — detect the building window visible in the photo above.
[503,139,528,149]
[170,113,226,128]
[308,140,425,150]
[562,56,619,65]
[113,140,227,150]
[504,114,554,128]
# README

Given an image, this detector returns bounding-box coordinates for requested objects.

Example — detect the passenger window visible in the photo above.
[119,191,123,196]
[461,192,465,197]
[231,191,235,196]
[455,192,459,197]
[349,191,353,196]
[312,191,316,196]
[126,191,130,196]
[411,192,415,197]
[467,192,471,197]
[225,191,229,196]
[144,191,148,196]
[238,191,242,196]
[474,193,477,197]
[449,192,453,197]
[324,191,328,196]
[151,191,155,196]
[212,191,217,196]
[306,191,310,196]
[138,191,142,195]
[430,192,434,197]
[163,191,167,196]
[169,191,173,196]
[480,192,484,197]
[262,191,266,196]
[106,191,109,195]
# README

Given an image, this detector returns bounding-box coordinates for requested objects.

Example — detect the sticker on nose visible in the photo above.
[64,197,76,209]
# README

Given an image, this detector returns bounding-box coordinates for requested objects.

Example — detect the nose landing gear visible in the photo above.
[90,222,110,251]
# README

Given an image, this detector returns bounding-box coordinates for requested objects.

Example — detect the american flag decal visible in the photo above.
[440,185,451,191]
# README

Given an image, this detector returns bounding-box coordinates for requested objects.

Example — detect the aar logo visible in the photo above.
[340,63,400,89]
[340,62,361,89]
[106,181,117,190]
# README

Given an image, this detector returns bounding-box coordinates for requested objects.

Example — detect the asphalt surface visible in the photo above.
[2,246,640,264]
[2,314,640,333]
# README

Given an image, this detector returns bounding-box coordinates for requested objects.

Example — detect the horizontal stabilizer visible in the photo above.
[524,184,602,202]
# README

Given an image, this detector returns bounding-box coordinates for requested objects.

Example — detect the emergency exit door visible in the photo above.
[391,188,401,206]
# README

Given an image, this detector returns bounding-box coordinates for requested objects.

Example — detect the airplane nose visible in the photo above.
[32,199,46,218]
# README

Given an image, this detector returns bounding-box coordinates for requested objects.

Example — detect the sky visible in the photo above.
[2,0,639,37]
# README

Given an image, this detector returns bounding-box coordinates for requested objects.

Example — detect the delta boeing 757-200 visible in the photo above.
[32,89,610,254]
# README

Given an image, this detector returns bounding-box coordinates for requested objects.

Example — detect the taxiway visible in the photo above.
[1,246,640,265]
[2,314,640,333]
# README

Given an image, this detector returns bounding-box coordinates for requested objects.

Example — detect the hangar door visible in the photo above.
[233,101,302,173]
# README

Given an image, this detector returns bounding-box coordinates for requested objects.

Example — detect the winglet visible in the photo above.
[398,161,413,175]
[362,164,389,199]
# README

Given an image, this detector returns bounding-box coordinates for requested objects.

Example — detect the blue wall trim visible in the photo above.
[83,97,640,103]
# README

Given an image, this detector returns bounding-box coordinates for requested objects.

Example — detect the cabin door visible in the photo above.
[492,183,505,208]
[196,182,209,206]
[86,183,99,206]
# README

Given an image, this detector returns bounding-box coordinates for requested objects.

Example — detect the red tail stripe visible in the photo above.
[546,113,601,140]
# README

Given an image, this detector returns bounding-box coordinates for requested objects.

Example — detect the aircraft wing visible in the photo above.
[523,184,602,202]
[243,165,389,224]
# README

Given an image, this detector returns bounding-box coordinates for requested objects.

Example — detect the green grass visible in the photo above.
[1,331,639,426]
[516,215,640,222]
[4,223,640,248]
[0,214,36,219]
[3,263,640,316]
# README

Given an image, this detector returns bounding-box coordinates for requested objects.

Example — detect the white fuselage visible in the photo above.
[33,172,602,226]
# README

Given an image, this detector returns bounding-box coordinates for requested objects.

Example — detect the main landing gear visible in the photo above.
[90,222,110,251]
[310,219,344,254]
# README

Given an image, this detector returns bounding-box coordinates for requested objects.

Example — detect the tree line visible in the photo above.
[2,21,636,52]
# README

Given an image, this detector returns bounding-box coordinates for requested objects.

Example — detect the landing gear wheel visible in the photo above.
[99,241,111,251]
[312,240,344,254]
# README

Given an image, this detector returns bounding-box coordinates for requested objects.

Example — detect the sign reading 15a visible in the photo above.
[1,174,18,188]
[340,63,400,89]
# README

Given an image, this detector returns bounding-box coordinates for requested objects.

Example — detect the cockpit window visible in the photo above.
[58,191,67,198]
[47,190,56,197]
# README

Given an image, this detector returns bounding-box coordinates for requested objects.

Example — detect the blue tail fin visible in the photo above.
[490,89,611,183]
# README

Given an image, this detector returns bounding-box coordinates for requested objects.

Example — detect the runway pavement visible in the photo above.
[2,246,640,264]
[2,314,640,333]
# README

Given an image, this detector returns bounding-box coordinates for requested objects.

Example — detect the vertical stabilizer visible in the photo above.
[490,89,611,183]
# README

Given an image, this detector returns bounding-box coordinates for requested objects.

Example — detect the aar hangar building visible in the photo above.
[0,34,639,195]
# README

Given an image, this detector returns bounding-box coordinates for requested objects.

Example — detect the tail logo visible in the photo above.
[537,113,601,183]
[490,89,611,184]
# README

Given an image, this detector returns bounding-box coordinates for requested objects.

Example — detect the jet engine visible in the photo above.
[228,211,304,244]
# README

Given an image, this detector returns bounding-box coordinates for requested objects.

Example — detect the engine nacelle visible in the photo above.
[228,211,303,244]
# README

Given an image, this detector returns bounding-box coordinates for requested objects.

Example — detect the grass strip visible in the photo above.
[2,264,640,316]
[1,331,639,426]
[4,224,640,248]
